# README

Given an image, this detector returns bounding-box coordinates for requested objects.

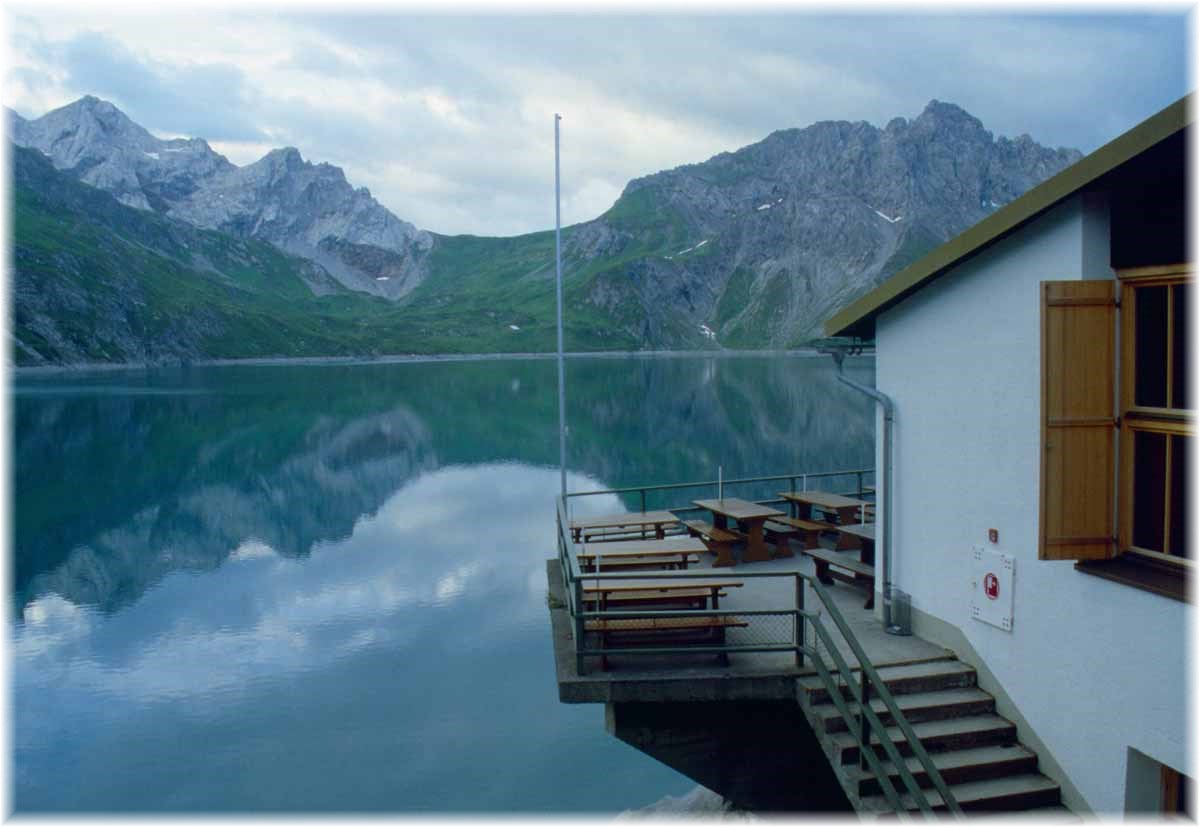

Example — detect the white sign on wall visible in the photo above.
[971,546,1014,632]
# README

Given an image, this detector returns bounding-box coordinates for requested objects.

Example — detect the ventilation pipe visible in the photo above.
[825,348,904,634]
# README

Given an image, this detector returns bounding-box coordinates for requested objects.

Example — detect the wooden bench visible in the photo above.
[803,546,876,609]
[585,615,749,668]
[578,551,700,573]
[582,525,687,543]
[680,519,742,567]
[583,588,729,610]
[763,516,828,555]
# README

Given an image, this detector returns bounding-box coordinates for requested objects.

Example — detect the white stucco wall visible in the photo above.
[874,194,1190,813]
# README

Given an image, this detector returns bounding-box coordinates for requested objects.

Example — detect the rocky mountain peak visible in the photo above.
[911,99,989,138]
[11,96,433,300]
[262,146,304,171]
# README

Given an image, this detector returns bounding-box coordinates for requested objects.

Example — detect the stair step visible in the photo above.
[970,805,1080,822]
[832,714,1016,764]
[816,687,996,733]
[860,773,1061,813]
[844,744,1039,795]
[799,658,977,704]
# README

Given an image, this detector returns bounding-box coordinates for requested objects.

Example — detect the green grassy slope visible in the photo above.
[13,144,693,363]
[13,145,639,363]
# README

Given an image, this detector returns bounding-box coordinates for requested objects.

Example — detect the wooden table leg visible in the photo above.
[835,508,862,550]
[712,541,736,567]
[814,558,835,585]
[742,519,771,563]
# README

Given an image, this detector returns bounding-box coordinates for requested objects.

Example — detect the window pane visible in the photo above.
[1133,430,1167,552]
[1135,285,1169,408]
[1172,283,1190,409]
[1170,434,1191,559]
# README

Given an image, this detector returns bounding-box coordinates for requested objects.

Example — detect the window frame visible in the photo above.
[1116,265,1194,569]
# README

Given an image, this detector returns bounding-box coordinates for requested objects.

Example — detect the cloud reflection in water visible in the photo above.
[13,463,638,811]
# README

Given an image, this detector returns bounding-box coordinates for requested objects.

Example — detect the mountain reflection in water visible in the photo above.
[12,355,874,812]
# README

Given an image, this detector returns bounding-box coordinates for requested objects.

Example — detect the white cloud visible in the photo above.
[3,10,1188,236]
[12,464,616,704]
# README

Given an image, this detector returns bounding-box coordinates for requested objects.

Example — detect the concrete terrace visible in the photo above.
[548,547,952,704]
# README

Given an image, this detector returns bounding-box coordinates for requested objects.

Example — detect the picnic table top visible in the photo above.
[569,510,680,530]
[778,490,871,510]
[577,537,707,555]
[582,578,745,593]
[838,522,876,541]
[692,497,784,521]
[576,550,702,564]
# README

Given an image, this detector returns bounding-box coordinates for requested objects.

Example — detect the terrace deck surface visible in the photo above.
[548,541,951,704]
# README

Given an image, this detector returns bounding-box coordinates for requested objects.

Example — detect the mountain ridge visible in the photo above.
[10,96,1083,362]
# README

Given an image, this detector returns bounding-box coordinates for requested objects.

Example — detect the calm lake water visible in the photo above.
[12,354,874,813]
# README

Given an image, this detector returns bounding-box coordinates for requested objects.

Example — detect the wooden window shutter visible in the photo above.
[1039,280,1118,560]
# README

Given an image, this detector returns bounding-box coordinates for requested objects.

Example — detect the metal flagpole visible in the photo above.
[555,113,567,497]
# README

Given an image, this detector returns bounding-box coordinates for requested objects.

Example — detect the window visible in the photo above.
[1162,765,1194,818]
[1119,267,1193,563]
[1039,266,1193,600]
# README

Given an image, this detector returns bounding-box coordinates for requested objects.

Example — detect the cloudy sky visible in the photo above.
[3,6,1191,237]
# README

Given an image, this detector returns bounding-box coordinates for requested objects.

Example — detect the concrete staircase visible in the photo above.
[796,657,1077,818]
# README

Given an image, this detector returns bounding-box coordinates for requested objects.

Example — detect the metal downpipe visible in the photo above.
[832,362,902,634]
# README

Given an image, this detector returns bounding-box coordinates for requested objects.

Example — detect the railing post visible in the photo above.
[859,668,871,771]
[795,573,805,669]
[574,576,586,676]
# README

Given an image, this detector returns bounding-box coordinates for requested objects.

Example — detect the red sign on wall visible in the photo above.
[984,572,999,600]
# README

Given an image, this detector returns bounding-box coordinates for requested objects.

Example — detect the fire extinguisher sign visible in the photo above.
[971,547,1014,631]
[984,572,1000,599]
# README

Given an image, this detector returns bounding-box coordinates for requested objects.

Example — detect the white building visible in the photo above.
[825,96,1192,815]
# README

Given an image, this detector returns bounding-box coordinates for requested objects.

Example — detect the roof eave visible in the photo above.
[824,94,1193,338]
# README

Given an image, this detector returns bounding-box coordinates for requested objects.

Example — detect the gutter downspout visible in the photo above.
[831,355,905,635]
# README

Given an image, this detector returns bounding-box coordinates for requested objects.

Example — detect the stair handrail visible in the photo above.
[802,626,911,816]
[803,577,964,818]
[802,606,935,818]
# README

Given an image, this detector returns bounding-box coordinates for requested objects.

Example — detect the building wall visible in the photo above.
[874,194,1190,814]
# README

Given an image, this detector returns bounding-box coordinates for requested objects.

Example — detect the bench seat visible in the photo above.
[680,519,741,543]
[583,526,686,542]
[803,546,875,609]
[579,555,698,573]
[679,519,742,567]
[586,615,749,668]
[763,516,826,554]
[583,588,728,609]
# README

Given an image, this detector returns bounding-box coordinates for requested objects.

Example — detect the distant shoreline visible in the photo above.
[10,348,871,376]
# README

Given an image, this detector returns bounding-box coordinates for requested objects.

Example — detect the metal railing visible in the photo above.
[562,468,874,518]
[800,579,963,818]
[555,496,806,672]
[552,468,959,818]
[555,470,874,672]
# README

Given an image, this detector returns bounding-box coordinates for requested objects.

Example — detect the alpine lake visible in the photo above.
[12,353,875,813]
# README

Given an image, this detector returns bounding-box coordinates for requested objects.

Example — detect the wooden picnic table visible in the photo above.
[569,510,680,543]
[577,550,699,573]
[576,537,707,572]
[578,537,706,555]
[582,577,744,610]
[693,497,784,563]
[810,521,878,609]
[838,521,876,545]
[778,491,872,549]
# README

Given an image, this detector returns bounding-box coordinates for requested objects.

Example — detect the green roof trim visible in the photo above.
[825,94,1193,338]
